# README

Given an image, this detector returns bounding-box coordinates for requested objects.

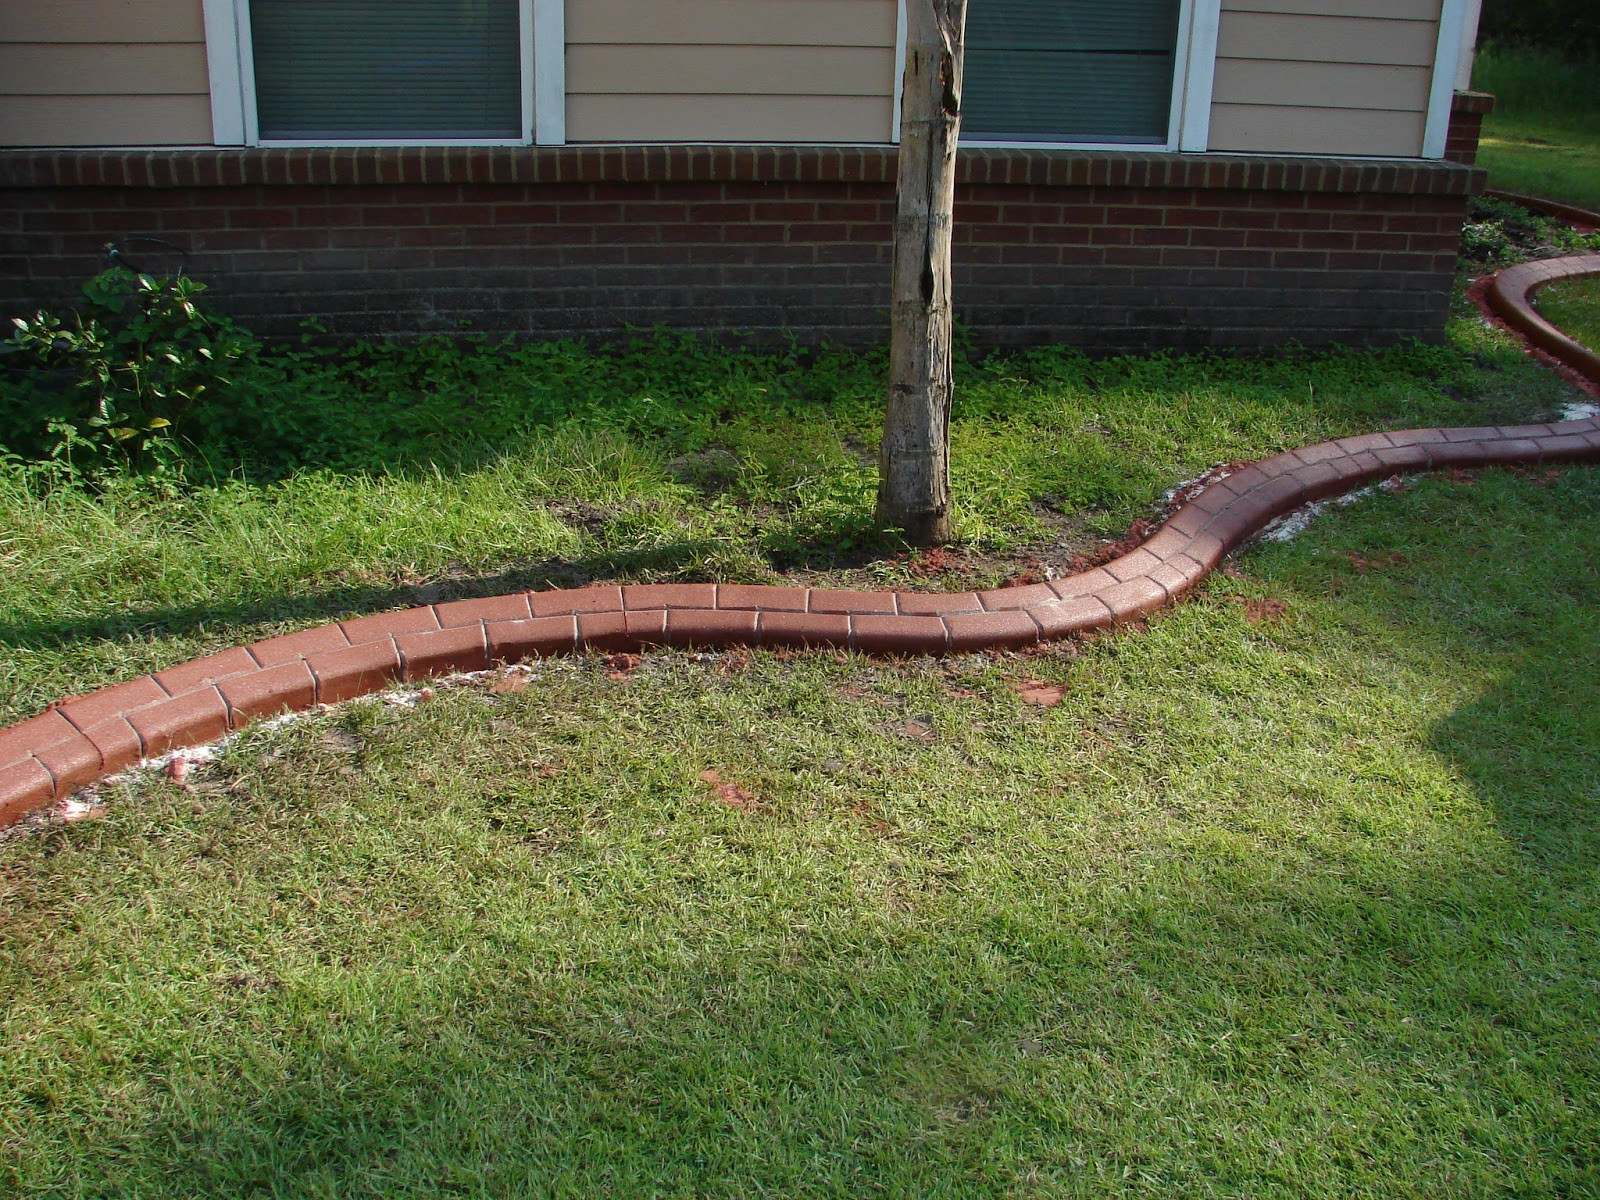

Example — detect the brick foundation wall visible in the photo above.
[0,146,1484,352]
[1446,91,1495,167]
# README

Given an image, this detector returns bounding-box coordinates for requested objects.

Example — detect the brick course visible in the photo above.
[1,143,1486,352]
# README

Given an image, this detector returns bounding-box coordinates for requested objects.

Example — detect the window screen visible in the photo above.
[251,0,522,140]
[962,0,1182,144]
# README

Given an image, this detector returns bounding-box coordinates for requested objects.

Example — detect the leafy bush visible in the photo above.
[3,268,257,480]
[1458,195,1600,267]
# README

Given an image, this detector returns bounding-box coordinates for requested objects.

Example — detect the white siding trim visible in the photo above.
[533,0,563,144]
[891,0,907,140]
[233,0,260,145]
[1455,0,1484,90]
[1423,0,1470,158]
[1177,0,1221,152]
[201,0,247,144]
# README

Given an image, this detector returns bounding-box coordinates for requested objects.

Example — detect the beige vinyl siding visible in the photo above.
[0,0,213,147]
[1209,0,1442,157]
[566,0,897,143]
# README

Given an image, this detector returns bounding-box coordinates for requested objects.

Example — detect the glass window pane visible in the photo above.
[963,0,1182,144]
[252,0,522,140]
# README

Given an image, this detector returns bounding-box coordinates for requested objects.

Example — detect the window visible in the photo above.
[227,0,541,143]
[961,0,1186,146]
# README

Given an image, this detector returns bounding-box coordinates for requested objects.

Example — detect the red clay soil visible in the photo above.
[4,255,1600,829]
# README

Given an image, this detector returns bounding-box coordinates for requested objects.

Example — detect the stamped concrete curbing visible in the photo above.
[5,281,1600,826]
[1485,254,1600,388]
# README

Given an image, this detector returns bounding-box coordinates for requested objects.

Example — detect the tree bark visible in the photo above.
[876,0,967,547]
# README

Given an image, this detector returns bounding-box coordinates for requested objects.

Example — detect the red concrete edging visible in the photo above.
[4,312,1600,829]
[1484,253,1600,386]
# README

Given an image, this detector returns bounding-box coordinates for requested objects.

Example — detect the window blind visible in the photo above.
[251,0,522,141]
[962,0,1182,144]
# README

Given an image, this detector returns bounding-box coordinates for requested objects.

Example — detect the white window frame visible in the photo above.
[204,0,566,147]
[1422,0,1473,159]
[893,0,1220,152]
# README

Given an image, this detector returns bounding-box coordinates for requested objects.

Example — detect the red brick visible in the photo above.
[945,609,1040,652]
[1252,474,1312,520]
[756,611,851,649]
[1183,531,1228,572]
[1214,465,1271,498]
[32,733,104,793]
[435,594,533,627]
[895,591,983,615]
[248,624,351,667]
[624,610,668,646]
[219,660,318,725]
[0,758,56,827]
[665,609,759,647]
[1334,431,1397,455]
[1136,526,1191,562]
[1050,568,1118,600]
[977,582,1057,610]
[1290,461,1346,501]
[851,614,947,655]
[339,607,439,645]
[56,676,169,731]
[1147,559,1205,601]
[0,709,83,768]
[529,586,623,617]
[622,583,717,610]
[1373,443,1433,471]
[575,610,633,652]
[1097,577,1170,623]
[1537,434,1597,461]
[1103,548,1164,583]
[77,718,143,774]
[126,687,231,758]
[153,646,260,696]
[808,590,897,615]
[397,625,490,680]
[488,616,577,662]
[306,641,403,705]
[1030,595,1114,638]
[716,584,808,612]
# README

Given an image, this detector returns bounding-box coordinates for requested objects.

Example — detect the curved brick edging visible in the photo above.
[4,415,1599,830]
[1484,254,1600,385]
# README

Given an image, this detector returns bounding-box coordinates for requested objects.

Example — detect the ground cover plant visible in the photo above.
[1473,46,1600,210]
[2,275,1599,1194]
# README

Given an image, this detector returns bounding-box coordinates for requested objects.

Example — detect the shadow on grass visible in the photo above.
[0,542,728,656]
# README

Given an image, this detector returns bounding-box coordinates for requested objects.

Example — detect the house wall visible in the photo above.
[0,0,1463,159]
[564,0,898,144]
[1208,0,1440,157]
[0,0,213,147]
[0,146,1480,353]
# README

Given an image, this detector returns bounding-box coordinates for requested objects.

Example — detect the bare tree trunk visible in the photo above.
[876,0,967,547]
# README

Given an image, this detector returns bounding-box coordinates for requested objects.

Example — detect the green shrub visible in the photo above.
[3,268,257,480]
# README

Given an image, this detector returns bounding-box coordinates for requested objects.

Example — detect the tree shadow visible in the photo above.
[0,542,730,656]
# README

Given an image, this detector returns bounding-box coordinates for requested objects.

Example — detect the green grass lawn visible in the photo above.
[2,466,1598,1198]
[2,304,1599,1195]
[1536,275,1600,351]
[1474,47,1600,210]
